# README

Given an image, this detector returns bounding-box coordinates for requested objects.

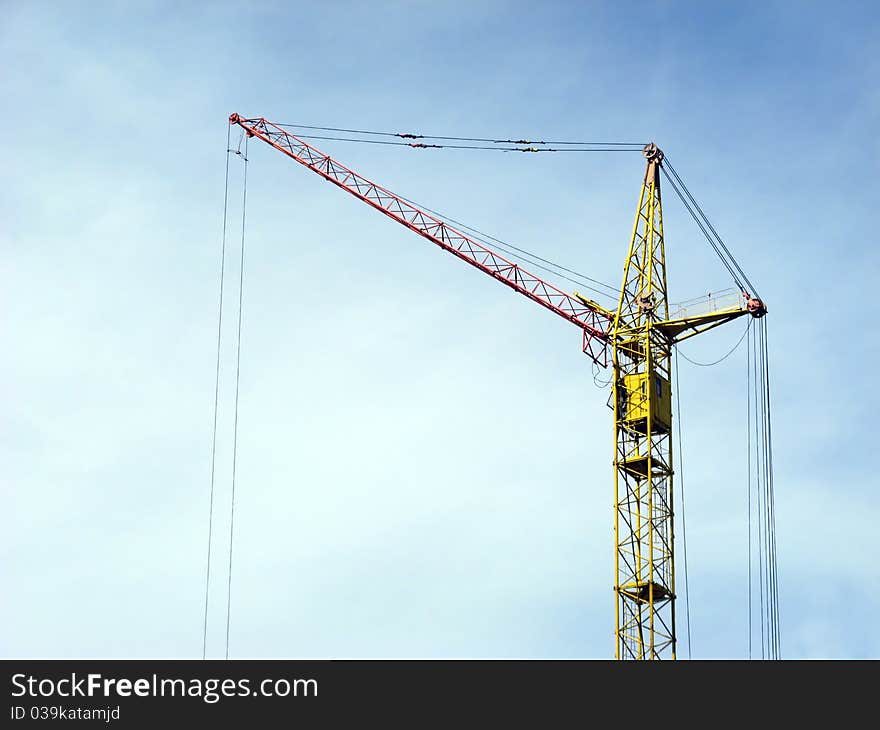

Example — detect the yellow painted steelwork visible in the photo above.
[601,143,752,659]
[610,143,676,659]
[622,371,671,432]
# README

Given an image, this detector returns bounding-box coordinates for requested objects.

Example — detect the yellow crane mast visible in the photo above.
[611,142,677,658]
[587,143,765,658]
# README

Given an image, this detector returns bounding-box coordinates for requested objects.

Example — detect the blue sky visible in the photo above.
[2,0,877,658]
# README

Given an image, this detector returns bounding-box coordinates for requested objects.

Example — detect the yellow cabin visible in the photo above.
[621,371,671,433]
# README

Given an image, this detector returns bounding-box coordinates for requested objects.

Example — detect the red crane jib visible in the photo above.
[228,114,613,367]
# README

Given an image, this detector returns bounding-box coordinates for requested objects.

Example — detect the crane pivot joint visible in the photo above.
[642,143,664,163]
[745,293,767,318]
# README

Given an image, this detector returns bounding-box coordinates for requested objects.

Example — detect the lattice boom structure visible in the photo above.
[229,115,612,365]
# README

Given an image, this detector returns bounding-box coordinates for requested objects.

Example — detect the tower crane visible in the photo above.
[227,114,767,660]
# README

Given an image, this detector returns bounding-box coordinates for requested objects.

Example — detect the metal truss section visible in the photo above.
[612,146,676,659]
[229,115,612,366]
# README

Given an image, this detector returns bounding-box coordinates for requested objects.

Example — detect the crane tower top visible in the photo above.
[642,142,664,163]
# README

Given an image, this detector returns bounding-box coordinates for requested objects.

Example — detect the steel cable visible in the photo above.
[673,347,693,658]
[390,192,620,301]
[746,325,753,659]
[676,318,751,367]
[274,121,646,147]
[225,134,248,660]
[203,126,232,659]
[663,159,759,299]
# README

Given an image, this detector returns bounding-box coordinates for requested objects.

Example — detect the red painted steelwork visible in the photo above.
[229,114,612,366]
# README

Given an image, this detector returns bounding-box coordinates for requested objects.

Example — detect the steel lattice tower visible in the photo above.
[612,144,676,658]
